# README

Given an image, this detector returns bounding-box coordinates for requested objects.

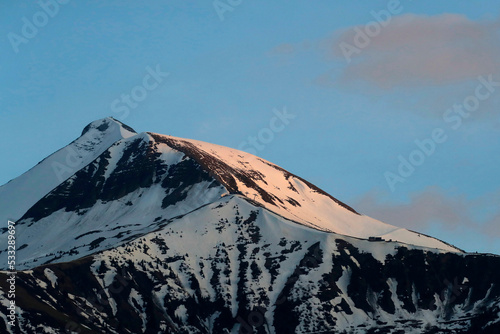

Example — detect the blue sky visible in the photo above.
[1,0,500,254]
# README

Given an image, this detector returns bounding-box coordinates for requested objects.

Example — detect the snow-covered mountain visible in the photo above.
[1,118,459,271]
[0,117,498,333]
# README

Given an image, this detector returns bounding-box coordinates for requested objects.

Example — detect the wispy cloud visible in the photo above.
[325,14,500,88]
[354,186,500,241]
[271,13,500,120]
[271,43,298,55]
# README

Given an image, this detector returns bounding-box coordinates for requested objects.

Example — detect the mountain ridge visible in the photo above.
[1,118,461,272]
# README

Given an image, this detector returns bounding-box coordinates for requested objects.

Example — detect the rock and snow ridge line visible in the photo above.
[146,132,463,253]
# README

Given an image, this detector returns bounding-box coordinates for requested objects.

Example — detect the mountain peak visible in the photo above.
[0,117,136,225]
[81,117,137,137]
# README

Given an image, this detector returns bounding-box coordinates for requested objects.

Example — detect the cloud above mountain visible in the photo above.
[271,13,500,120]
[324,13,500,88]
[354,186,500,252]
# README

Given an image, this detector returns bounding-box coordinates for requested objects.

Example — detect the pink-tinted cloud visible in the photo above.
[326,14,500,89]
[354,186,500,239]
[271,43,298,55]
[354,187,468,231]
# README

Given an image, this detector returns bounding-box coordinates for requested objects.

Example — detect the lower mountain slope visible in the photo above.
[1,196,499,334]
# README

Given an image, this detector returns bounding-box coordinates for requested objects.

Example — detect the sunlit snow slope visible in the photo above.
[149,133,461,253]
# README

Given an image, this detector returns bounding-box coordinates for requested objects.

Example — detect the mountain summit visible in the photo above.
[0,117,136,226]
[0,119,498,333]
